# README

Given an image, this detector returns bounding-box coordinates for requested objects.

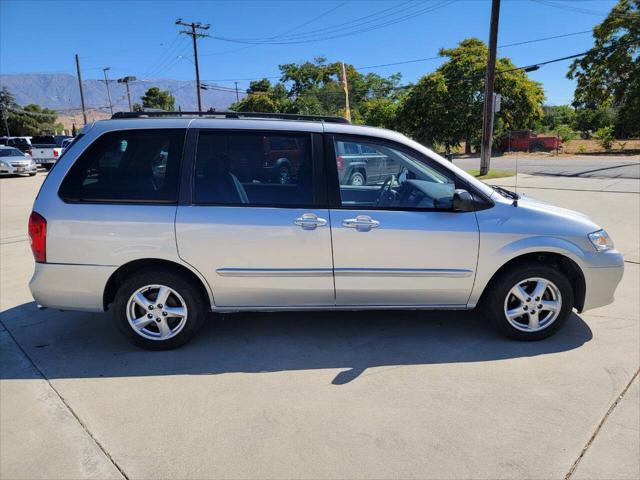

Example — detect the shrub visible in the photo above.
[594,126,615,150]
[556,124,577,142]
[578,144,587,154]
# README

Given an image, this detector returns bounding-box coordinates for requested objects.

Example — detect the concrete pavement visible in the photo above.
[1,172,638,479]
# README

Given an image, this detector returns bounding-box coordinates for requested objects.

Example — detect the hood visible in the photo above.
[516,194,591,220]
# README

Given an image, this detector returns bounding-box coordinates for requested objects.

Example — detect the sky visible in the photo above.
[0,0,619,106]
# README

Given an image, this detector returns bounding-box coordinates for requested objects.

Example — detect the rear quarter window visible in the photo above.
[59,129,185,203]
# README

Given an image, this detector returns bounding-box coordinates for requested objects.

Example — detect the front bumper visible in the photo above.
[0,163,37,175]
[581,251,625,311]
[29,262,117,312]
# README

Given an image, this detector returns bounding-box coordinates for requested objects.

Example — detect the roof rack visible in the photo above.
[111,111,351,124]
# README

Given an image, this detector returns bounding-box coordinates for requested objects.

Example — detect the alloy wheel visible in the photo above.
[126,284,188,341]
[503,277,562,332]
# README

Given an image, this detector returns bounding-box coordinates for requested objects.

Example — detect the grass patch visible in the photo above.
[465,169,514,180]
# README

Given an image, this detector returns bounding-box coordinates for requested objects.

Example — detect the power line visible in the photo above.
[143,33,183,77]
[199,29,596,85]
[216,0,413,43]
[531,0,640,18]
[198,0,352,58]
[212,1,457,45]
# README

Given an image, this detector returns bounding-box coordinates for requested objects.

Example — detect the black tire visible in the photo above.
[349,171,366,186]
[113,269,208,350]
[483,262,574,341]
[29,173,36,176]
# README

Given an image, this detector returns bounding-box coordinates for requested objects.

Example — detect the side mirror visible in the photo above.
[453,189,474,212]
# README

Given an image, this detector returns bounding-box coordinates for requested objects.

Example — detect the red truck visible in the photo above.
[500,130,561,152]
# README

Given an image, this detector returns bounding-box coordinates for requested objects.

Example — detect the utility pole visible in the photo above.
[117,76,137,112]
[479,0,501,176]
[102,67,114,115]
[176,19,210,113]
[234,81,240,102]
[75,54,88,125]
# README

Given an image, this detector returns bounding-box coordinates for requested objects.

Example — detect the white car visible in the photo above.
[0,146,37,176]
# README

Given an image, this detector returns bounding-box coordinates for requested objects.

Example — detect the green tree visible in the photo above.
[572,106,616,138]
[399,38,544,152]
[230,79,293,113]
[230,59,402,124]
[541,105,576,131]
[140,87,175,111]
[0,89,63,136]
[567,0,639,137]
[0,87,14,136]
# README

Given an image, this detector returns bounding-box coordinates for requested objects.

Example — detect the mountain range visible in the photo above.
[0,73,241,112]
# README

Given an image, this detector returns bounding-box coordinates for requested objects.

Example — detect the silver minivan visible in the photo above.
[28,112,624,349]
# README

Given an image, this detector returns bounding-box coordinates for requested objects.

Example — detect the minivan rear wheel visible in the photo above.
[114,270,207,350]
[483,262,574,340]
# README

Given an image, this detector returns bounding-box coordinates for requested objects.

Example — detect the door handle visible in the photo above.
[294,213,327,230]
[342,215,380,232]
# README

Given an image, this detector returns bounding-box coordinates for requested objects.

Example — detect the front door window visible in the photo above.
[334,138,456,210]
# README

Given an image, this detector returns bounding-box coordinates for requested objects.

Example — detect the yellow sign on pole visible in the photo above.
[341,62,351,122]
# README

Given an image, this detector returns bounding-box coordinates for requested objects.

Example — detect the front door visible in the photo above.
[176,129,335,308]
[327,135,480,307]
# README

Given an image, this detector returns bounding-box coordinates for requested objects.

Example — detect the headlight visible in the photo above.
[588,229,614,251]
[0,161,9,168]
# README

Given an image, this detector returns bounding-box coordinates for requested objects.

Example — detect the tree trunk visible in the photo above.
[464,134,472,154]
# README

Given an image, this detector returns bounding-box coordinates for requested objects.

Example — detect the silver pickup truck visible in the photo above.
[30,135,64,169]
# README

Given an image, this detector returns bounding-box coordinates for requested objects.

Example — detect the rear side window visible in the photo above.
[193,131,314,206]
[59,129,185,203]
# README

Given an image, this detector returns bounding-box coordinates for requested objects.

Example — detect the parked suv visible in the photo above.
[228,134,304,185]
[335,140,396,186]
[28,112,624,350]
[0,136,32,154]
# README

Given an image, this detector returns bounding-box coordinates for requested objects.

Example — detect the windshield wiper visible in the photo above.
[491,185,520,201]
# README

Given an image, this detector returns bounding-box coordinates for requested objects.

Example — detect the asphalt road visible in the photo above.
[453,155,640,179]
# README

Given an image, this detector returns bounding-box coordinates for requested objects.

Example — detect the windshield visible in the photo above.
[0,148,25,157]
[398,135,495,198]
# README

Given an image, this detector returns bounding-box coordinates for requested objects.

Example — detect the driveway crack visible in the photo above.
[0,317,130,480]
[564,367,640,480]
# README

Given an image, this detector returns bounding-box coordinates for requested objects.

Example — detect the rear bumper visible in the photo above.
[581,255,624,312]
[33,158,56,165]
[29,262,116,312]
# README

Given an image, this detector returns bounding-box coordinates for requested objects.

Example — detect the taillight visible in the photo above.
[337,155,344,171]
[53,149,59,157]
[28,148,32,156]
[28,212,46,263]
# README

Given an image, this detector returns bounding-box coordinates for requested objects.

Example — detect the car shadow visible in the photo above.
[0,302,593,385]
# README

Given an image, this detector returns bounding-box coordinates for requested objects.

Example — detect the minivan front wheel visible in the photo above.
[484,263,574,340]
[114,270,207,350]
